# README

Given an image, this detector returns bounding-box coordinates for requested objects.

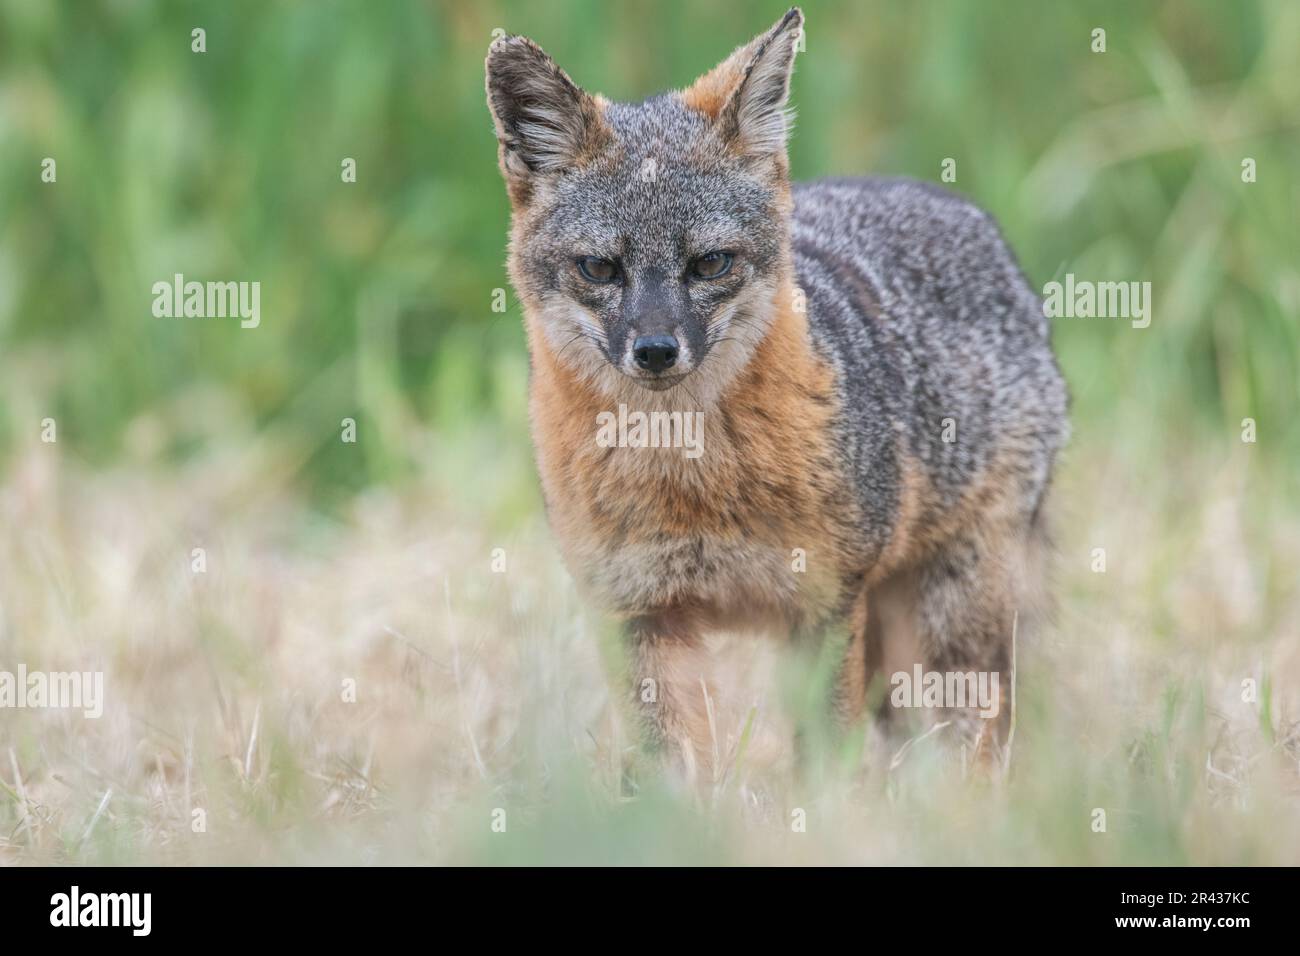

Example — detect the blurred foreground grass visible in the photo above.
[1,1,1298,863]
[1,434,1297,864]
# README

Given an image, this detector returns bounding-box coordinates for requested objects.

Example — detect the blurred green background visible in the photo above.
[0,0,1296,514]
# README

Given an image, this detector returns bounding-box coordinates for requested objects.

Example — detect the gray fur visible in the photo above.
[504,95,790,386]
[793,176,1069,551]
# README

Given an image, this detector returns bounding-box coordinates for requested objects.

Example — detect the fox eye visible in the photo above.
[691,251,733,280]
[577,256,618,284]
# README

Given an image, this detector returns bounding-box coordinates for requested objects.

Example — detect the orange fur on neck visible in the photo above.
[526,280,861,624]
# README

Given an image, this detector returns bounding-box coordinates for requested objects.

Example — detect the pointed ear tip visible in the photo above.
[484,36,511,76]
[485,34,542,70]
[486,34,517,57]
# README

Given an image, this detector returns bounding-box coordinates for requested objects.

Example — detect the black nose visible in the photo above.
[632,335,679,373]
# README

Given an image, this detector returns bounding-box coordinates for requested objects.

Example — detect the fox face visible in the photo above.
[486,9,804,398]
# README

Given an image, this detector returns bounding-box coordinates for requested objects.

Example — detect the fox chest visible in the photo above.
[534,414,858,624]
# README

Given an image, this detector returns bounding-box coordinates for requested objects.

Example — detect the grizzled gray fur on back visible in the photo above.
[793,176,1069,553]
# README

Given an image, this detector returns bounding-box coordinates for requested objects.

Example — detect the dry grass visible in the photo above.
[2,419,1298,865]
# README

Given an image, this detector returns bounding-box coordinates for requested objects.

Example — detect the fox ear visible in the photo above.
[485,35,609,201]
[682,8,803,162]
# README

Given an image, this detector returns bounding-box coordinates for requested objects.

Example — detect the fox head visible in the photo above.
[486,9,804,399]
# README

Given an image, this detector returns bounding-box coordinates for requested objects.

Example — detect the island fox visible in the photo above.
[486,8,1068,777]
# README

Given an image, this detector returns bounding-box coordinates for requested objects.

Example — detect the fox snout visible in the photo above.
[632,335,679,373]
[613,274,701,387]
[621,329,693,388]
